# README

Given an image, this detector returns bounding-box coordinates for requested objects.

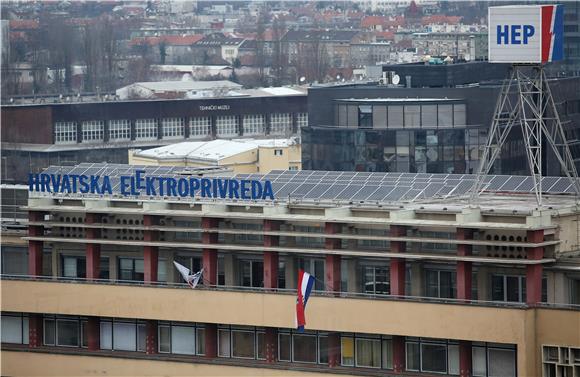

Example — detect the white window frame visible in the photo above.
[189,117,211,139]
[270,113,292,135]
[161,117,184,140]
[54,122,77,144]
[296,112,308,128]
[81,120,104,143]
[135,119,158,140]
[109,119,131,141]
[242,114,265,136]
[216,115,238,137]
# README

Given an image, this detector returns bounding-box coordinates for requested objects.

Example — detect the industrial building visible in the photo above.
[302,71,580,176]
[0,86,306,184]
[129,137,302,173]
[1,163,579,376]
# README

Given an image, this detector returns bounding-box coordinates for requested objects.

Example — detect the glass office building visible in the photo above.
[303,98,487,174]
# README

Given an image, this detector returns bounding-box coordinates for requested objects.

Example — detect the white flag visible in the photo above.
[173,261,203,289]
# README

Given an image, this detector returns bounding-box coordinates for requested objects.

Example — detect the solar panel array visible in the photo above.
[37,163,579,204]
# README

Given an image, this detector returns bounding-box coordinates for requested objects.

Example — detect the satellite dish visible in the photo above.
[392,74,400,85]
[299,76,306,83]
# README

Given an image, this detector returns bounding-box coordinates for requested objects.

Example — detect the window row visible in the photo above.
[336,103,468,130]
[0,313,518,376]
[54,113,305,144]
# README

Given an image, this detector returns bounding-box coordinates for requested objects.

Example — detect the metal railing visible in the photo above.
[3,274,578,310]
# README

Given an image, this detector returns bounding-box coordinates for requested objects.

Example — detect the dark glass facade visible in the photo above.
[303,125,487,174]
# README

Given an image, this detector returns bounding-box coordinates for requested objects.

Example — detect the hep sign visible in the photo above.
[488,5,564,64]
[496,25,535,45]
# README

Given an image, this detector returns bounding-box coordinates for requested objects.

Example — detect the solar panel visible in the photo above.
[35,164,580,205]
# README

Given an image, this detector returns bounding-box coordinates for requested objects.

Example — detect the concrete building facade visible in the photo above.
[1,164,579,376]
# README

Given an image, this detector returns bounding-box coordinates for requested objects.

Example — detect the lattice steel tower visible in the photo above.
[470,64,580,206]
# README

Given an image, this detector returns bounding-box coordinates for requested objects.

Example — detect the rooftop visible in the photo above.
[134,138,299,162]
[32,163,580,213]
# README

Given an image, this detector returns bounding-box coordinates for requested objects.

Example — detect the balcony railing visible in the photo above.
[2,274,579,311]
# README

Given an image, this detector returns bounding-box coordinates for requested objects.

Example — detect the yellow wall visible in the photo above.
[128,144,301,174]
[3,280,579,376]
[1,351,358,377]
[258,144,302,173]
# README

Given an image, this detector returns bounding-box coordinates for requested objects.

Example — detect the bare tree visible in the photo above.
[271,16,287,86]
[255,8,268,85]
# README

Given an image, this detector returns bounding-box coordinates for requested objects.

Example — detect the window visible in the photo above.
[109,120,131,141]
[473,345,487,376]
[279,332,291,361]
[161,118,184,139]
[454,104,466,126]
[118,258,166,282]
[488,347,516,377]
[297,258,325,291]
[296,113,308,128]
[135,119,158,140]
[421,342,447,373]
[318,334,328,364]
[356,338,381,368]
[57,319,80,347]
[438,104,453,128]
[387,106,404,128]
[293,333,317,363]
[270,113,292,135]
[43,316,83,348]
[189,117,211,138]
[242,114,265,136]
[404,105,421,128]
[100,319,146,352]
[492,275,525,302]
[425,269,456,299]
[216,115,238,137]
[274,149,283,156]
[232,327,255,359]
[54,122,77,144]
[1,247,28,275]
[113,322,136,351]
[81,121,104,143]
[362,265,390,295]
[341,336,355,366]
[62,255,109,279]
[239,260,263,288]
[358,105,373,129]
[421,105,437,127]
[1,313,28,344]
[171,325,195,355]
[218,327,231,357]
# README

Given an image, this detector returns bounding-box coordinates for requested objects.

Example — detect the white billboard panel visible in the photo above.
[488,5,564,64]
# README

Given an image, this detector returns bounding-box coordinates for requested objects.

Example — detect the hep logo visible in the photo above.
[496,25,535,45]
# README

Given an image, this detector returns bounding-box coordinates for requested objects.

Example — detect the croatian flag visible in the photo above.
[173,261,203,289]
[296,269,315,332]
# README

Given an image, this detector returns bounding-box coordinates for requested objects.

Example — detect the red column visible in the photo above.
[264,220,280,289]
[390,225,407,297]
[202,217,220,359]
[325,222,342,292]
[87,317,100,351]
[146,320,158,354]
[265,327,277,362]
[526,229,544,305]
[325,223,342,367]
[263,220,280,363]
[457,228,473,301]
[205,324,218,358]
[28,211,44,277]
[459,340,472,377]
[392,335,405,373]
[85,213,102,280]
[328,332,341,367]
[202,217,219,286]
[28,314,43,348]
[143,215,159,283]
